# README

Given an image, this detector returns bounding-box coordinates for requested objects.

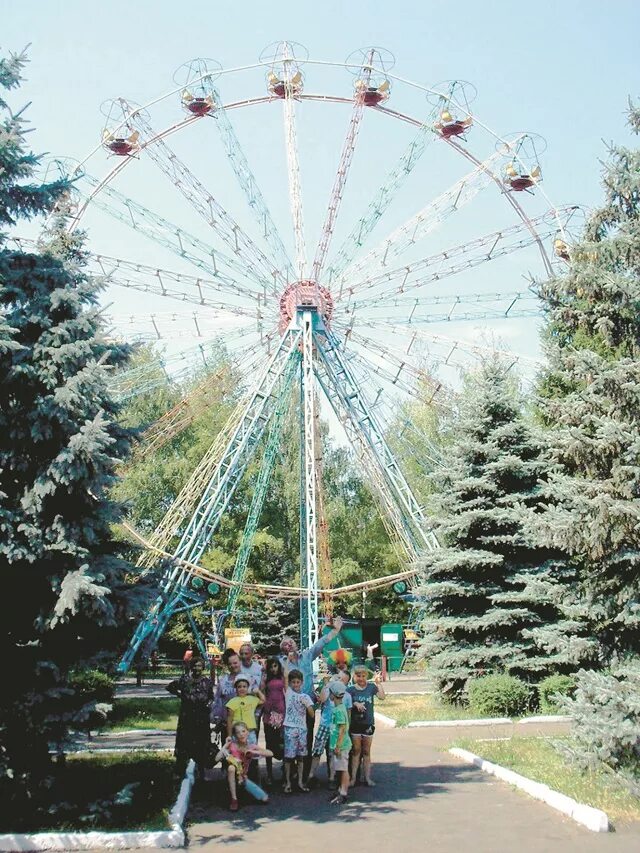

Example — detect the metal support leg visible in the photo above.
[300,310,319,647]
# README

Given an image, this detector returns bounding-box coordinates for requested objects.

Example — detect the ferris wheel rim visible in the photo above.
[70,83,559,279]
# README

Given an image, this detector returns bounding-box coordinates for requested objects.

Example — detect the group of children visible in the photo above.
[217,656,385,810]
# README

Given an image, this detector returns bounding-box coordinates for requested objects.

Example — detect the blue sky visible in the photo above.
[3,0,639,413]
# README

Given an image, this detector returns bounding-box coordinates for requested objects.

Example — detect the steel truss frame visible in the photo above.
[120,308,436,670]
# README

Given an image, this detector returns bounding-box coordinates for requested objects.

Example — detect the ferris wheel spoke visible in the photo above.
[106,310,258,343]
[280,57,307,278]
[311,52,381,281]
[192,79,295,280]
[119,102,284,292]
[91,255,262,317]
[133,340,266,459]
[108,331,260,402]
[336,147,512,294]
[343,335,452,407]
[353,320,542,371]
[325,113,437,284]
[340,207,571,304]
[79,175,270,297]
[350,290,541,325]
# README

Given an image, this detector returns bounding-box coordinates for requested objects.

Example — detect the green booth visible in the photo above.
[380,623,404,672]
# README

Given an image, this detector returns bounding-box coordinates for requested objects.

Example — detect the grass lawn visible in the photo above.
[380,694,487,725]
[108,697,179,731]
[451,736,640,824]
[2,751,177,833]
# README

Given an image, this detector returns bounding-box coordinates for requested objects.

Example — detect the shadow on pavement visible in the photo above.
[187,758,475,840]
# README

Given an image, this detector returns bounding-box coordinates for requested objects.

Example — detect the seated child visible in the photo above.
[327,680,352,805]
[347,665,385,787]
[226,674,265,744]
[217,722,272,812]
[308,670,352,786]
[283,668,314,793]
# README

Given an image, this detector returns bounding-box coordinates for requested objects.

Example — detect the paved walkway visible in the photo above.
[188,727,640,852]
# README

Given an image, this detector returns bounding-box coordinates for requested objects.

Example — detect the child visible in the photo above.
[225,674,265,744]
[347,665,385,787]
[308,670,352,787]
[217,722,273,812]
[262,656,286,786]
[327,680,352,805]
[283,668,314,793]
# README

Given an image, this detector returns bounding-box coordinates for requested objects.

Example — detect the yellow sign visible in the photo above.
[224,627,252,652]
[404,629,419,641]
[207,643,222,657]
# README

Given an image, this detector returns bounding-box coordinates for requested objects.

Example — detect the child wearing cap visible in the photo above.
[307,670,352,787]
[226,674,265,744]
[328,679,352,805]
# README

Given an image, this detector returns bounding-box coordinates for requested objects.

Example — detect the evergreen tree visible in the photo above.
[0,50,142,817]
[534,104,640,655]
[416,358,593,699]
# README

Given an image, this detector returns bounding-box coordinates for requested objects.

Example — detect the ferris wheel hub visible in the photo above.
[278,279,333,333]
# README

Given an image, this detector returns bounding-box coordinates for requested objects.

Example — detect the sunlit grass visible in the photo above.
[451,737,640,823]
[107,697,179,731]
[381,694,483,725]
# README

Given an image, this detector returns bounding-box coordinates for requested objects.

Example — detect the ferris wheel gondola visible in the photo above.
[48,42,578,668]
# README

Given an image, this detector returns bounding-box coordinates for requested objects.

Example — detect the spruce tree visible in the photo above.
[0,49,141,819]
[416,358,593,700]
[534,104,640,655]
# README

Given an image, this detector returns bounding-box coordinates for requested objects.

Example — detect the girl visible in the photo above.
[217,722,273,812]
[347,666,385,787]
[261,656,286,786]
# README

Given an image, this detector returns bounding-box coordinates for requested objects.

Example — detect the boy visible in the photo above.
[308,670,352,787]
[226,674,265,744]
[217,722,273,812]
[283,668,314,792]
[328,680,352,805]
[348,665,385,787]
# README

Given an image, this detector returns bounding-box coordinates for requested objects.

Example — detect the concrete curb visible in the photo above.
[408,717,512,728]
[374,711,397,728]
[449,748,608,833]
[518,715,570,724]
[0,759,196,850]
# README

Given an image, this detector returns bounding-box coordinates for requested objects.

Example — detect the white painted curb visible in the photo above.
[449,748,608,833]
[0,759,196,850]
[518,715,570,724]
[374,711,397,728]
[408,717,512,728]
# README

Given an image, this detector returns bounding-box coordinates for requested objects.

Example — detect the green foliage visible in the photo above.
[467,673,533,717]
[558,665,640,793]
[0,49,146,819]
[0,751,175,832]
[534,104,640,655]
[416,357,593,699]
[537,673,576,712]
[68,669,116,703]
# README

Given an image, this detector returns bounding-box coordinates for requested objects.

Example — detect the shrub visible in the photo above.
[69,669,116,703]
[558,665,640,794]
[538,674,577,712]
[467,674,532,717]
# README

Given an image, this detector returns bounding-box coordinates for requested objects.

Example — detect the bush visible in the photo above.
[69,669,116,703]
[558,665,640,794]
[538,674,577,712]
[467,674,532,717]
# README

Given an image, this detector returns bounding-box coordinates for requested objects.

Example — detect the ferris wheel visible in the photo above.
[52,42,579,667]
